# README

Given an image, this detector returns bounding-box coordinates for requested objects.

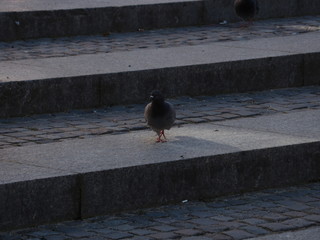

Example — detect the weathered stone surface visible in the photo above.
[80,141,320,218]
[1,0,320,41]
[0,77,100,117]
[1,100,320,230]
[2,31,319,118]
[0,176,80,231]
[304,52,320,86]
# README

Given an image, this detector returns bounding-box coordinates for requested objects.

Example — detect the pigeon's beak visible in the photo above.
[149,95,154,101]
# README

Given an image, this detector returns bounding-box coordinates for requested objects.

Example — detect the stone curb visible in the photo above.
[1,141,319,231]
[1,50,319,118]
[1,0,320,41]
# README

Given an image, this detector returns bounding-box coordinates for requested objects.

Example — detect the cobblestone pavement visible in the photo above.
[0,86,320,150]
[1,182,320,240]
[0,15,319,61]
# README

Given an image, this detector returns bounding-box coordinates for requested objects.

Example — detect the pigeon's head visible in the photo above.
[150,90,164,103]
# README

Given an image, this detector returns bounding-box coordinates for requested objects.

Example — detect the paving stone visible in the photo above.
[148,232,179,239]
[129,228,157,236]
[195,225,229,233]
[206,202,230,208]
[186,204,212,212]
[188,218,219,226]
[150,225,178,232]
[281,218,316,228]
[259,222,297,232]
[25,230,60,237]
[180,236,212,240]
[216,221,248,229]
[190,211,217,218]
[229,204,258,211]
[101,219,129,226]
[173,222,198,229]
[55,227,94,238]
[223,229,255,240]
[268,207,291,214]
[174,229,203,236]
[44,235,69,240]
[122,237,153,240]
[304,214,320,223]
[91,228,118,235]
[291,195,320,203]
[204,233,232,240]
[251,201,280,208]
[283,211,307,218]
[278,200,311,211]
[306,208,320,215]
[145,211,169,218]
[307,201,320,208]
[210,215,234,222]
[107,232,134,240]
[81,237,107,240]
[239,225,270,236]
[154,217,178,224]
[261,213,289,221]
[240,218,268,225]
[111,224,137,231]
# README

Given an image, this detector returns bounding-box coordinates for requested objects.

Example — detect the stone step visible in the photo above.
[0,24,320,118]
[1,0,320,41]
[1,108,320,230]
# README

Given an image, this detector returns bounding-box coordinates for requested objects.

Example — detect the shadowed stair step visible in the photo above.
[0,31,320,117]
[1,0,320,41]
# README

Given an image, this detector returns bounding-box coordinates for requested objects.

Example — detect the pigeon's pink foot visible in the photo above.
[156,137,166,143]
[156,131,167,143]
[160,130,167,140]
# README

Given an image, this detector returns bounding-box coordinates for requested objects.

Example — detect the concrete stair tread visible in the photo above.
[1,86,319,150]
[1,109,320,183]
[1,108,320,230]
[1,31,320,82]
[1,30,320,118]
[0,0,196,12]
[1,15,319,62]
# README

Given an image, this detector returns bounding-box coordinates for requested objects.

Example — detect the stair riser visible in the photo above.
[1,141,319,230]
[1,53,319,118]
[1,0,320,41]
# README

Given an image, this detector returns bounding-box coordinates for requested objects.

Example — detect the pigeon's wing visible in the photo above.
[164,102,176,130]
[144,103,152,124]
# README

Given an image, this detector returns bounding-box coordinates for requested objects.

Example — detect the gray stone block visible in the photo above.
[0,76,100,118]
[1,31,318,118]
[80,141,320,218]
[100,55,304,105]
[1,109,320,230]
[304,52,320,86]
[0,1,204,41]
[0,175,80,231]
[1,0,320,41]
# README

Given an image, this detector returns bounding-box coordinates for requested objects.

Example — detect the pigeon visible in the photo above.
[144,90,176,142]
[234,0,259,26]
